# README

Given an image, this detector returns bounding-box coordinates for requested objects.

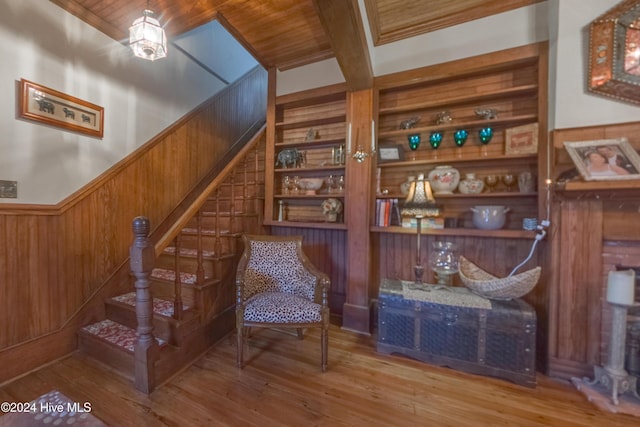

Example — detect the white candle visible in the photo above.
[606,269,636,306]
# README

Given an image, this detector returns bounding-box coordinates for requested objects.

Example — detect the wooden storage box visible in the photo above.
[377,279,536,387]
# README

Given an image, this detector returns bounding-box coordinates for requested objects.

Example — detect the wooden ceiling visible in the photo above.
[48,0,542,89]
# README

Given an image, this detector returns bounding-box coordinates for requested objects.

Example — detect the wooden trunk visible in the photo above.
[377,278,537,387]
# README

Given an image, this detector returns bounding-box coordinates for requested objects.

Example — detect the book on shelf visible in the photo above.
[375,198,401,227]
[401,216,445,229]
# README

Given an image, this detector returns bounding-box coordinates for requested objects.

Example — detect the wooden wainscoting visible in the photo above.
[0,67,267,384]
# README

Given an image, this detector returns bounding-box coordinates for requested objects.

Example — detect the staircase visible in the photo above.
[78,130,266,393]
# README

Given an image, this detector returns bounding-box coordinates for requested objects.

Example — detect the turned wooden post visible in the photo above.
[130,216,159,394]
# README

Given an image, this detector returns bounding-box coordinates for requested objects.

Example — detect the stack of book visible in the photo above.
[401,216,445,229]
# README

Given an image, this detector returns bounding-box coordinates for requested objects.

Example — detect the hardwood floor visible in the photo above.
[0,321,637,426]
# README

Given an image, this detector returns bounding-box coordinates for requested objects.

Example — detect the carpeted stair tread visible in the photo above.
[180,228,238,236]
[111,292,190,317]
[163,246,216,258]
[81,319,166,353]
[151,268,200,284]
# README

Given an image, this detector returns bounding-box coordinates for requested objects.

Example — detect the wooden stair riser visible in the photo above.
[156,254,216,277]
[78,333,135,379]
[185,214,260,235]
[177,234,239,254]
[104,301,201,346]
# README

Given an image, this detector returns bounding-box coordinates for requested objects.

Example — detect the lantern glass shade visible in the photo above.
[129,10,167,61]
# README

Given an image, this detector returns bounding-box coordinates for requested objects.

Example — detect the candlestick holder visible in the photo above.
[585,301,640,404]
[584,269,639,404]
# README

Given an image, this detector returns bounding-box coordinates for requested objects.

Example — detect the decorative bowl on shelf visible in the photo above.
[296,178,324,195]
[470,205,510,230]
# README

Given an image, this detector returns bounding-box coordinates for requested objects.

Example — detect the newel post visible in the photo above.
[130,216,158,394]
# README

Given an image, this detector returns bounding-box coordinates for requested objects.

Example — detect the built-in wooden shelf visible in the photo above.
[274,165,345,173]
[379,85,538,115]
[265,219,347,230]
[275,137,345,148]
[376,191,537,199]
[371,226,536,239]
[275,194,345,199]
[378,115,537,138]
[377,153,536,168]
[275,114,346,130]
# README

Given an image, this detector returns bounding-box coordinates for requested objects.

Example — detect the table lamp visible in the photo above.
[401,174,440,283]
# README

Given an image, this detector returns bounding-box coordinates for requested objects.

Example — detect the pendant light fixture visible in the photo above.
[129,2,167,61]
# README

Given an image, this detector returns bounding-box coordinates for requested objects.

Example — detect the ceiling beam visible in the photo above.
[312,0,373,91]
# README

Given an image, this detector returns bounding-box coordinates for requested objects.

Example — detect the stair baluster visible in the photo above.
[172,235,184,320]
[196,209,205,285]
[229,173,237,234]
[130,216,159,394]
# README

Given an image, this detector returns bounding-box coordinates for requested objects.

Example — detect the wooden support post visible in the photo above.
[130,216,159,394]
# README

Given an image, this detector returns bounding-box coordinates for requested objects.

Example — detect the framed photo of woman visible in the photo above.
[563,138,640,181]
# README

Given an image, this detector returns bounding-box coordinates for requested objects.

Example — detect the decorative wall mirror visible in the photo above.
[588,0,640,104]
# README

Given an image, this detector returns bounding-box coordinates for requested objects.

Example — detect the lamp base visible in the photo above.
[414,265,425,284]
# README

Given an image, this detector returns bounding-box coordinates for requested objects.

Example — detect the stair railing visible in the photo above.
[153,126,265,321]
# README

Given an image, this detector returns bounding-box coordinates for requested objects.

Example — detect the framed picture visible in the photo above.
[378,144,404,163]
[563,138,640,181]
[505,123,538,155]
[19,78,104,138]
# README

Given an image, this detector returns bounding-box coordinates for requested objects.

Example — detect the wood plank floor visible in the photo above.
[0,321,638,426]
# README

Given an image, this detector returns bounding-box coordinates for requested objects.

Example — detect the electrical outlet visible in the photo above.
[0,180,17,198]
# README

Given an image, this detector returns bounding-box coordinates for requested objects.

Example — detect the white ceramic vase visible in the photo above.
[458,173,484,194]
[428,166,460,194]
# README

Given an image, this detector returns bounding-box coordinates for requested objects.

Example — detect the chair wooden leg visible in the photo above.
[296,328,304,340]
[321,325,328,372]
[237,325,244,369]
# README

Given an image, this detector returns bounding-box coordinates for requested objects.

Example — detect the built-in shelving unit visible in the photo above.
[373,47,545,235]
[265,84,348,228]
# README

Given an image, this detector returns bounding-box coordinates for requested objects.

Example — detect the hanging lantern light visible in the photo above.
[129,7,167,61]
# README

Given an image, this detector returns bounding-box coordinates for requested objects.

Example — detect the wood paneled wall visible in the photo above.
[270,226,347,312]
[0,66,267,384]
[548,121,640,379]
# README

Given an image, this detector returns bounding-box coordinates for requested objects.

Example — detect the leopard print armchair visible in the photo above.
[236,234,330,372]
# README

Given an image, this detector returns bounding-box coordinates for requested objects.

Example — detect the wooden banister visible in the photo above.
[154,126,266,258]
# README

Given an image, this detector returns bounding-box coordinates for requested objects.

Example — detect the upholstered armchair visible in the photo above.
[235,234,330,371]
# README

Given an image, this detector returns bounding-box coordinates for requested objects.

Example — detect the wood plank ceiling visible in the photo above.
[48,0,543,89]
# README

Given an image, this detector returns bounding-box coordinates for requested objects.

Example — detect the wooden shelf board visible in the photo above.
[275,137,345,148]
[371,226,536,239]
[275,193,345,199]
[379,85,538,115]
[274,165,345,173]
[377,153,536,168]
[378,115,537,138]
[376,191,537,199]
[560,180,640,192]
[275,114,346,130]
[265,220,347,230]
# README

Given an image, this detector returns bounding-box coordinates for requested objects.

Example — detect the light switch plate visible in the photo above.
[0,180,17,198]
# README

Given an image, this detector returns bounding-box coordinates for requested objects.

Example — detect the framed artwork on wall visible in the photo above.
[377,144,404,163]
[563,137,640,181]
[505,123,538,155]
[19,78,104,138]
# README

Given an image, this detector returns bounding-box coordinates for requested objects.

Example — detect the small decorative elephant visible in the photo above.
[475,108,498,120]
[35,99,54,114]
[276,149,301,168]
[63,107,75,119]
[81,114,91,123]
[399,116,421,129]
